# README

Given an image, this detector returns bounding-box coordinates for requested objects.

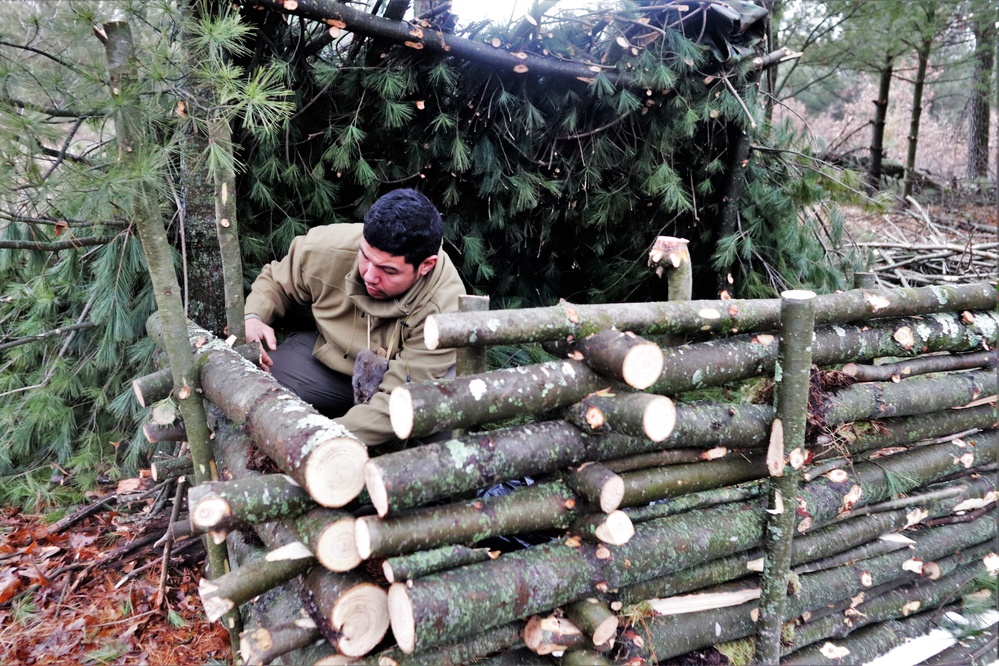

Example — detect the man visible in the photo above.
[244,189,466,446]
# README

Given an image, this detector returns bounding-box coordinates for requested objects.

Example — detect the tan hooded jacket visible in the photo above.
[244,223,466,446]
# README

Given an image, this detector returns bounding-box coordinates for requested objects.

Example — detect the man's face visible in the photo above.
[358,237,437,300]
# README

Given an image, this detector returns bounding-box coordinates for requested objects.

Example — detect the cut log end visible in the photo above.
[643,395,677,442]
[594,510,635,546]
[389,387,415,439]
[621,343,665,390]
[424,315,440,350]
[132,378,148,408]
[354,516,375,560]
[331,582,390,657]
[316,518,361,572]
[781,289,817,301]
[198,577,234,623]
[303,437,368,508]
[191,496,231,531]
[592,614,619,647]
[388,582,416,653]
[364,462,390,518]
[600,476,625,514]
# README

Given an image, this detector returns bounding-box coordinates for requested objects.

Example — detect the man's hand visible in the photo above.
[245,317,277,371]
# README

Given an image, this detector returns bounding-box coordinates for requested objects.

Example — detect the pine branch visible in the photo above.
[0,237,116,251]
[0,322,97,352]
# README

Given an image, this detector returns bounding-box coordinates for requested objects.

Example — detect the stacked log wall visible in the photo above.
[144,281,998,664]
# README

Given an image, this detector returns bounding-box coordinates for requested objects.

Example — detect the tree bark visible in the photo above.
[622,481,764,524]
[356,479,583,559]
[150,453,194,481]
[383,544,495,584]
[208,115,247,341]
[189,474,313,542]
[966,6,995,179]
[424,282,997,350]
[369,403,773,516]
[868,53,893,191]
[903,30,932,199]
[564,462,624,513]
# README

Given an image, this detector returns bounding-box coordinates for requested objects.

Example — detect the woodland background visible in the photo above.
[0,1,996,661]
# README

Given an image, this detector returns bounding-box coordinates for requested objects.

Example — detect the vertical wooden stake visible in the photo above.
[754,289,815,665]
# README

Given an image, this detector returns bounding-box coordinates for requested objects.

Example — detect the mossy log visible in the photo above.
[369,403,773,516]
[199,541,315,622]
[189,475,313,538]
[618,450,768,507]
[386,438,997,652]
[143,420,188,444]
[346,622,523,666]
[842,348,997,382]
[601,446,732,472]
[150,453,194,482]
[383,544,495,584]
[821,368,996,427]
[356,479,587,559]
[563,390,676,442]
[424,282,997,349]
[564,598,619,647]
[622,481,764,523]
[239,616,322,666]
[570,510,635,546]
[197,340,368,508]
[132,341,262,407]
[648,310,999,395]
[522,614,587,655]
[571,329,665,390]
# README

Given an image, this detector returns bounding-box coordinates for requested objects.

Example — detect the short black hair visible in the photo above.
[363,189,443,267]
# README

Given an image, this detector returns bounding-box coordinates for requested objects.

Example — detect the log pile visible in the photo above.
[141,280,998,664]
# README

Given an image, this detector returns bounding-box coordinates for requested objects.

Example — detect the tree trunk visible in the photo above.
[424,280,996,351]
[868,53,894,191]
[966,7,995,179]
[716,125,752,297]
[903,32,932,200]
[208,116,247,341]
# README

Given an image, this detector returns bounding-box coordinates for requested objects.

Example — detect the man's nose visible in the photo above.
[363,264,379,283]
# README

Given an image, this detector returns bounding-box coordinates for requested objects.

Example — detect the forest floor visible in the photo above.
[0,191,995,666]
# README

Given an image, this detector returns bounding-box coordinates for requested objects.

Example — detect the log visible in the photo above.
[350,622,523,666]
[648,236,692,301]
[198,541,315,622]
[842,348,997,382]
[385,438,997,652]
[570,510,635,547]
[356,479,583,559]
[563,390,676,442]
[564,462,624,513]
[196,337,368,508]
[572,329,665,390]
[617,450,768,507]
[301,566,390,658]
[143,420,188,443]
[601,446,730,472]
[291,507,361,573]
[564,598,618,647]
[424,282,997,349]
[383,544,495,584]
[622,481,764,523]
[188,475,313,538]
[821,368,997,428]
[455,295,490,378]
[756,290,815,666]
[239,617,322,666]
[150,454,193,481]
[132,341,263,407]
[522,614,587,655]
[369,403,773,516]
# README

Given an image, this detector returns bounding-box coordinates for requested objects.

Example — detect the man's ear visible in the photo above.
[416,254,438,277]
